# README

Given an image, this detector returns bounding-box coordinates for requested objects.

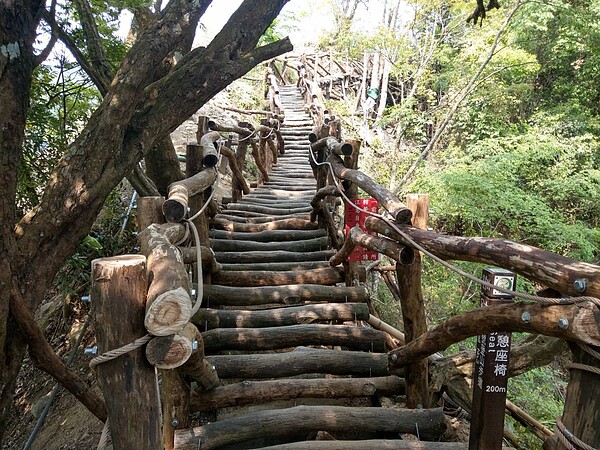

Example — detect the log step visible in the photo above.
[200,284,367,306]
[209,228,326,242]
[202,324,387,352]
[220,260,330,271]
[173,406,445,450]
[210,218,317,232]
[189,376,404,410]
[211,266,344,287]
[210,236,329,252]
[217,213,311,224]
[192,303,370,329]
[205,347,394,379]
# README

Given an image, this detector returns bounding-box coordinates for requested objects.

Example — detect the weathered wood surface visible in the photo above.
[174,406,446,450]
[214,249,335,264]
[145,322,199,369]
[206,347,393,378]
[388,300,600,368]
[201,284,367,306]
[199,131,220,167]
[177,246,221,273]
[161,369,189,450]
[365,217,600,298]
[218,213,311,223]
[258,442,490,450]
[137,196,165,230]
[162,167,216,223]
[224,203,313,215]
[208,228,326,242]
[92,256,161,450]
[210,236,329,252]
[139,223,191,336]
[543,344,600,450]
[211,266,345,287]
[220,145,250,194]
[327,154,412,224]
[192,303,370,329]
[202,324,386,353]
[310,136,353,156]
[211,217,318,232]
[190,376,404,410]
[220,261,330,271]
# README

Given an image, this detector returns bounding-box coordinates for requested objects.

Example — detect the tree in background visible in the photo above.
[0,0,292,442]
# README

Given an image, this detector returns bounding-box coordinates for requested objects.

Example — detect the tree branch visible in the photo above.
[34,0,58,67]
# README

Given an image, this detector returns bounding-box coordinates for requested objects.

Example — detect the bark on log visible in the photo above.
[220,261,330,271]
[174,406,446,450]
[190,376,404,410]
[250,140,269,183]
[365,217,600,298]
[137,196,166,231]
[220,146,250,195]
[206,347,394,379]
[310,136,353,156]
[211,266,345,287]
[139,223,192,336]
[180,358,220,391]
[202,324,386,353]
[92,256,161,449]
[199,131,220,167]
[162,167,216,223]
[331,226,415,266]
[258,442,490,450]
[208,228,326,242]
[218,213,311,223]
[210,236,329,252]
[224,203,313,215]
[211,217,318,232]
[145,322,199,369]
[201,284,368,306]
[178,246,221,274]
[327,155,412,224]
[161,370,189,450]
[397,252,429,408]
[214,249,335,264]
[192,303,370,329]
[388,300,600,368]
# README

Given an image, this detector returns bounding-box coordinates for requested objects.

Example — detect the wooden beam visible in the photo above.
[202,324,387,353]
[162,166,216,223]
[388,300,600,368]
[174,406,446,450]
[257,442,498,450]
[365,217,600,298]
[210,236,329,253]
[208,228,326,242]
[211,217,318,232]
[201,284,368,306]
[206,347,394,379]
[192,303,370,329]
[214,249,335,264]
[190,376,404,410]
[211,266,345,287]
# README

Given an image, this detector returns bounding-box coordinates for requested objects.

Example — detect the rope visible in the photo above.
[237,129,257,142]
[89,334,152,369]
[97,419,111,450]
[556,418,599,450]
[308,147,600,307]
[567,362,600,377]
[187,219,204,316]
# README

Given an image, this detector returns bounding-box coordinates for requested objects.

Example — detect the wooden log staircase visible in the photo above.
[172,85,448,449]
[90,71,600,450]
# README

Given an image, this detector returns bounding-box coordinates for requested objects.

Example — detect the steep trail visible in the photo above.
[175,86,446,450]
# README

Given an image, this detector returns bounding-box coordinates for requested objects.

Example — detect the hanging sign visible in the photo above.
[344,198,379,262]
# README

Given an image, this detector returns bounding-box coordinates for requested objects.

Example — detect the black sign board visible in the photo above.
[468,268,516,450]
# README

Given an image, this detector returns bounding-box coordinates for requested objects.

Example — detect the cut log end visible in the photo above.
[163,199,186,223]
[145,287,192,336]
[395,208,413,225]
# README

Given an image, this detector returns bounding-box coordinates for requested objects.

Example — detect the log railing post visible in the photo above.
[544,344,600,450]
[92,255,162,450]
[397,194,430,408]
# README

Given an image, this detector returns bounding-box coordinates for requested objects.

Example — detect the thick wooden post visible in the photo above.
[397,194,430,408]
[92,255,162,450]
[544,344,600,450]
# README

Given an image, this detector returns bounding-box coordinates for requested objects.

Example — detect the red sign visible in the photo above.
[344,198,379,262]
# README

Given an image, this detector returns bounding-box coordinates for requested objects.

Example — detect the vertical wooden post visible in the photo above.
[397,194,430,408]
[92,255,162,450]
[161,371,190,450]
[344,140,361,287]
[544,344,600,450]
[137,196,165,231]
